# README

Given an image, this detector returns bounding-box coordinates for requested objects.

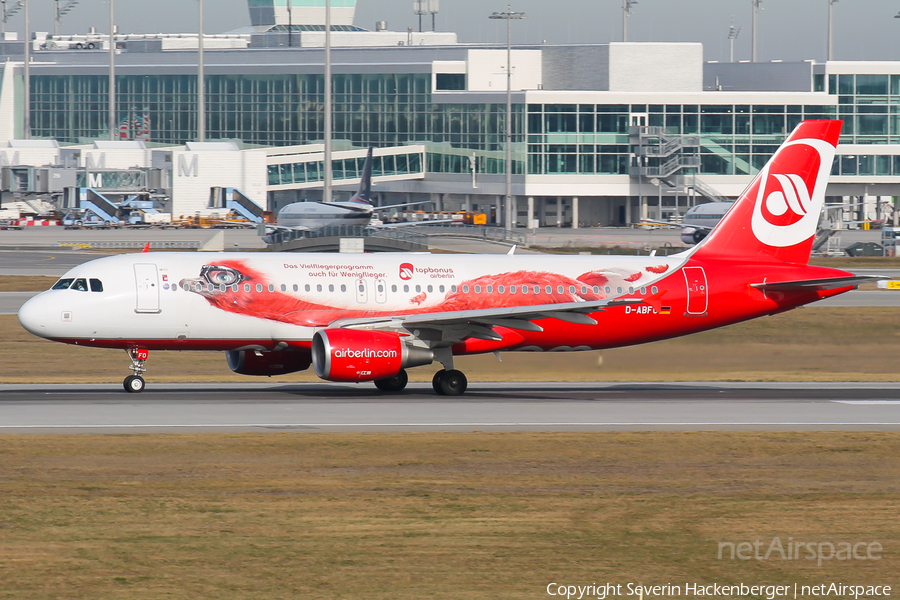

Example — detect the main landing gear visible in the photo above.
[432,369,467,396]
[123,347,149,393]
[374,369,409,393]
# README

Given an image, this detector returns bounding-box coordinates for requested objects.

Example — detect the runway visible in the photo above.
[1,382,898,433]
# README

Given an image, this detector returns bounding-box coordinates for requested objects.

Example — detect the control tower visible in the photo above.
[248,0,357,28]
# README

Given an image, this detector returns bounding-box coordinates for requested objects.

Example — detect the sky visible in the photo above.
[16,0,900,63]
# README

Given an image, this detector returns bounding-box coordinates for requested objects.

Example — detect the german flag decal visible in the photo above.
[660,306,672,315]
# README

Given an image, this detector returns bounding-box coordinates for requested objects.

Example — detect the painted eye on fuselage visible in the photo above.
[199,265,244,286]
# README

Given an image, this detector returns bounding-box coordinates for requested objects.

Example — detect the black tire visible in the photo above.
[374,369,408,393]
[439,370,467,396]
[123,375,145,393]
[86,42,96,50]
[432,369,446,395]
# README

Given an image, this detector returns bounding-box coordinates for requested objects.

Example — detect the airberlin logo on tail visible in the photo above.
[750,138,836,248]
[399,263,414,280]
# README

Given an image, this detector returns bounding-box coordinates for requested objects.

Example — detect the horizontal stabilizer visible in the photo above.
[751,275,885,292]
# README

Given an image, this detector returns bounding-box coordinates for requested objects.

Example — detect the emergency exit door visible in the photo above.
[134,263,161,314]
[683,266,708,316]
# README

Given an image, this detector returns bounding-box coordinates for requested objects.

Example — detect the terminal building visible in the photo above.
[0,0,898,228]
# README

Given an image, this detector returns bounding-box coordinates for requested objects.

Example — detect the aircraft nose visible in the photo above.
[17,293,49,337]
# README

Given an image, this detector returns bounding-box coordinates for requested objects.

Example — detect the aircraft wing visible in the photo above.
[265,224,310,233]
[750,275,885,292]
[328,297,643,341]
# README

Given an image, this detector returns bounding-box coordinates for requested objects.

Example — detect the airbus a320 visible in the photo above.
[18,120,875,395]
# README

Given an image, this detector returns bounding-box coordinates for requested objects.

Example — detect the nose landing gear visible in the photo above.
[123,348,149,393]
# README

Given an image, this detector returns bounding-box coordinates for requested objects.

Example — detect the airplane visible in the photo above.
[642,201,735,245]
[18,120,880,395]
[268,147,437,234]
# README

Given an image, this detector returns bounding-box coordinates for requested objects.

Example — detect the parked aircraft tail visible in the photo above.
[348,147,374,205]
[692,120,842,265]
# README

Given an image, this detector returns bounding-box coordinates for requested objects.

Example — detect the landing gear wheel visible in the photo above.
[374,369,408,393]
[432,369,467,396]
[123,375,145,393]
[432,369,447,395]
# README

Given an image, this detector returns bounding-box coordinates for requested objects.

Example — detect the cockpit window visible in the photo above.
[72,278,89,292]
[52,278,74,290]
[89,279,103,292]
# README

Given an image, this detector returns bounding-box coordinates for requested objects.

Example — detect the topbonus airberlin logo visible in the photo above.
[399,263,414,280]
[750,138,836,248]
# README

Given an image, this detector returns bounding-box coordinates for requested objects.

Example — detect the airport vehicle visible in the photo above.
[18,121,876,395]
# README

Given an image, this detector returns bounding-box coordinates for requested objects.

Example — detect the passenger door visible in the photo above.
[134,263,161,314]
[683,266,708,316]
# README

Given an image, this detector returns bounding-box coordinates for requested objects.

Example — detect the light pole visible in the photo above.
[108,0,115,140]
[728,18,740,63]
[198,0,205,142]
[490,5,526,230]
[23,0,28,139]
[751,0,762,62]
[828,0,838,61]
[622,0,637,42]
[323,0,332,203]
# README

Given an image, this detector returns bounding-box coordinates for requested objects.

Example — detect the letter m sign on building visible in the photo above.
[178,154,199,177]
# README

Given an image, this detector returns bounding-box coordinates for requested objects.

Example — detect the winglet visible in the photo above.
[142,242,150,253]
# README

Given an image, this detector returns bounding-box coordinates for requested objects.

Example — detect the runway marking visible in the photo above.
[1,422,900,429]
[833,401,900,405]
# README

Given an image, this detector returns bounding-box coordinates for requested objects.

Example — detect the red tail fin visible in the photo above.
[692,120,842,265]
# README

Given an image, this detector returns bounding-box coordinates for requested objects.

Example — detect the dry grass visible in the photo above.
[0,431,896,599]
[3,307,900,383]
[0,276,58,292]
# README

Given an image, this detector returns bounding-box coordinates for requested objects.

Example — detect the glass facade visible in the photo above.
[26,68,900,179]
[268,151,423,186]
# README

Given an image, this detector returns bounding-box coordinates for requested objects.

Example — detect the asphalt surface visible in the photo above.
[0,382,898,433]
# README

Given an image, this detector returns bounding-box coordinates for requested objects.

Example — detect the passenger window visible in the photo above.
[451,285,457,292]
[184,283,191,292]
[616,286,623,294]
[52,278,74,290]
[293,284,299,292]
[72,278,88,292]
[403,285,409,293]
[391,284,397,292]
[244,283,251,293]
[317,284,323,292]
[628,287,634,294]
[358,284,364,292]
[580,286,587,295]
[268,284,275,292]
[89,279,103,292]
[207,283,215,292]
[593,286,599,294]
[415,285,421,293]
[377,284,384,293]
[219,284,226,292]
[439,285,445,293]
[256,284,263,293]
[534,286,540,294]
[231,284,239,293]
[329,284,335,292]
[474,285,481,293]
[604,286,611,294]
[569,286,575,294]
[498,285,505,294]
[557,286,564,294]
[281,284,287,292]
[462,285,469,293]
[486,285,493,294]
[341,284,347,292]
[545,285,552,294]
[305,284,311,292]
[510,285,516,294]
[651,286,659,294]
[640,286,647,295]
[426,285,433,293]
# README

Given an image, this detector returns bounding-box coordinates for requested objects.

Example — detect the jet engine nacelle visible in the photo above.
[312,329,434,382]
[682,227,709,245]
[226,349,312,376]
